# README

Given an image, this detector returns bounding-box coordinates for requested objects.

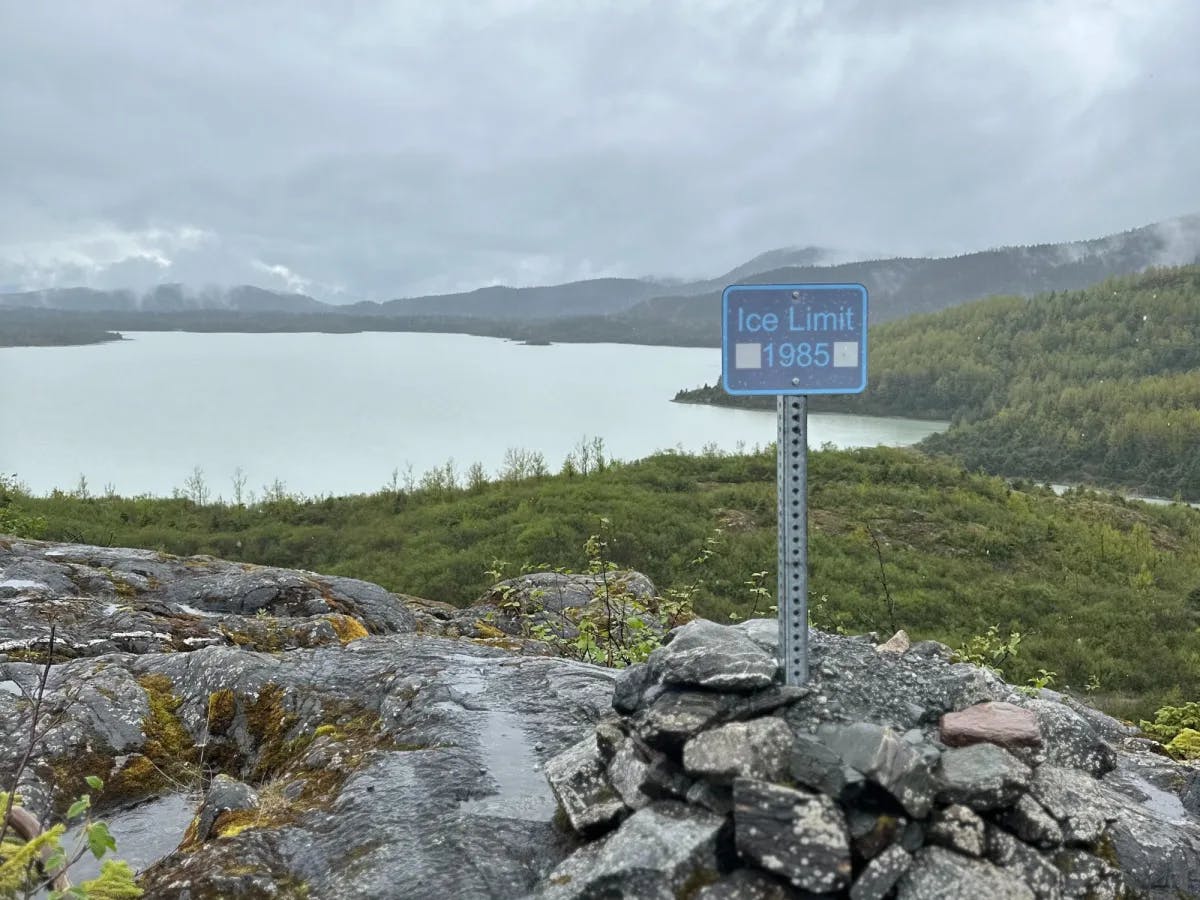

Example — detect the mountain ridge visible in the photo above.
[2,215,1197,336]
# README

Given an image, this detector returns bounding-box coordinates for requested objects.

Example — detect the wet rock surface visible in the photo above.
[1,539,619,898]
[4,539,1200,898]
[534,617,1200,900]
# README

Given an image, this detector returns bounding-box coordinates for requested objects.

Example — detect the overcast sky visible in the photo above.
[1,0,1198,301]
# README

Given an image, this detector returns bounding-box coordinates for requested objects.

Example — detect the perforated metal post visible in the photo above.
[777,394,809,685]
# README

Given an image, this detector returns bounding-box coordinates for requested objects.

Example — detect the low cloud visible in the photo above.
[1,1,1198,301]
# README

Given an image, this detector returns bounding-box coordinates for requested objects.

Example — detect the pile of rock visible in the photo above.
[533,619,1200,898]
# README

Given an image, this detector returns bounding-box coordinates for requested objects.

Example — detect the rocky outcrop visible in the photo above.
[3,538,1200,898]
[534,620,1200,899]
[0,537,415,662]
[1,538,616,898]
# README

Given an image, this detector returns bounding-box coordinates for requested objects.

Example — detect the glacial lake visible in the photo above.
[1,332,948,498]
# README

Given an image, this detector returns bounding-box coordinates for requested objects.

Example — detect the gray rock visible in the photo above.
[694,868,801,900]
[1000,794,1064,848]
[936,742,1031,811]
[776,627,1012,735]
[632,688,730,751]
[1053,848,1123,899]
[733,777,852,894]
[927,803,986,856]
[846,808,907,860]
[195,774,259,842]
[1,623,621,900]
[907,640,955,661]
[544,734,628,835]
[317,574,419,634]
[731,618,781,654]
[789,732,850,796]
[822,722,936,817]
[897,846,1035,899]
[1025,698,1116,777]
[899,820,925,852]
[876,629,911,655]
[686,780,734,817]
[851,844,912,900]
[594,717,627,760]
[1027,765,1115,846]
[533,801,724,900]
[612,661,654,714]
[607,736,690,809]
[70,665,151,752]
[985,827,1065,899]
[1102,782,1200,895]
[723,684,808,721]
[0,558,80,596]
[683,718,794,783]
[0,538,416,665]
[1185,770,1200,819]
[649,618,779,691]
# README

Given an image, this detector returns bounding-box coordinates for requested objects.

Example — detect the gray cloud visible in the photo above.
[1,0,1198,300]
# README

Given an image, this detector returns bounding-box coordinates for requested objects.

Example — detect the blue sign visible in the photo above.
[722,283,868,395]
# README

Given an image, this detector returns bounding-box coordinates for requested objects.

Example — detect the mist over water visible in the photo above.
[1,332,946,498]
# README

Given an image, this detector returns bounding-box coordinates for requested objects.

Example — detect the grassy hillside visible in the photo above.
[6,447,1200,719]
[678,265,1200,498]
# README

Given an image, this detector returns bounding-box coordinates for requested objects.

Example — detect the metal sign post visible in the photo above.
[778,394,809,683]
[721,284,868,685]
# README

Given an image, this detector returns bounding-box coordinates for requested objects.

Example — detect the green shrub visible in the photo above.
[1165,728,1200,760]
[1140,701,1200,744]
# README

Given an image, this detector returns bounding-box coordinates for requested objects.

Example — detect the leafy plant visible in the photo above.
[486,519,708,668]
[1163,729,1200,760]
[953,625,1022,678]
[1138,702,1200,759]
[0,628,141,898]
[1019,668,1057,697]
[729,570,771,622]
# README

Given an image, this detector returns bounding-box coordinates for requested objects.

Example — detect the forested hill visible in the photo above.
[678,265,1200,499]
[614,221,1200,343]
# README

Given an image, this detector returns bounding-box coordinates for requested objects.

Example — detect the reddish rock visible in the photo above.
[940,701,1043,750]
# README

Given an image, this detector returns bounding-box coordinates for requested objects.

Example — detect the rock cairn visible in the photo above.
[532,618,1200,898]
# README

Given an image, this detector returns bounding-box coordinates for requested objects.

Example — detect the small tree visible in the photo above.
[182,467,210,506]
[231,467,248,506]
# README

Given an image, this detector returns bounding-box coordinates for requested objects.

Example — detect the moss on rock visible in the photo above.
[207,689,237,736]
[326,614,368,644]
[138,674,195,765]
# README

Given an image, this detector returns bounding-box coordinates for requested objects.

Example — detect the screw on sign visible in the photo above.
[721,284,869,684]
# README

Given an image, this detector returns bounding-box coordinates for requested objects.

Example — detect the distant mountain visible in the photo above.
[371,277,668,320]
[616,215,1200,341]
[713,246,837,284]
[374,247,850,320]
[2,216,1197,338]
[0,283,328,314]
